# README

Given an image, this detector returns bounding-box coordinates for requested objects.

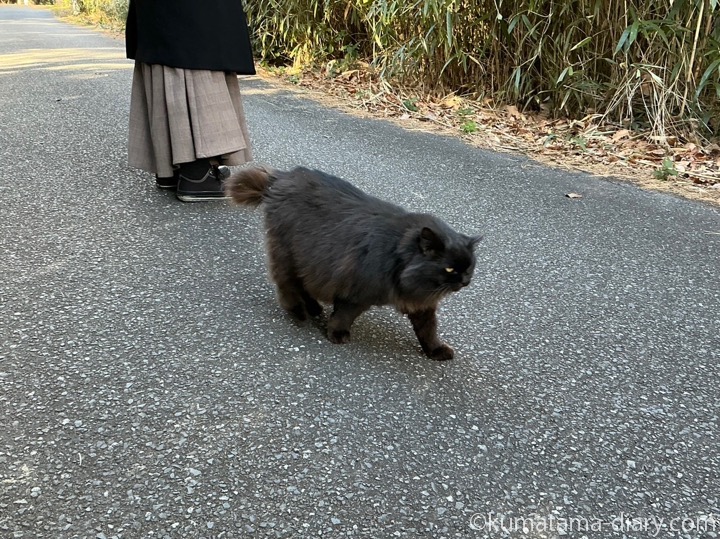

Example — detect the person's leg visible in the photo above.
[154,172,179,189]
[128,63,177,185]
[128,64,251,200]
[173,69,252,201]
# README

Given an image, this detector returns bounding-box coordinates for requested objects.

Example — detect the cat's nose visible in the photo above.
[458,279,470,289]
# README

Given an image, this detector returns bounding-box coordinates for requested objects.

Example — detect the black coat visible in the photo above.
[125,0,256,74]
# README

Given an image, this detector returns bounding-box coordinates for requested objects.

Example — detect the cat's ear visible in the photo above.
[419,227,445,256]
[467,234,483,249]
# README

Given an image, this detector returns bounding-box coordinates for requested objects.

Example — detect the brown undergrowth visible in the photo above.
[258,65,720,207]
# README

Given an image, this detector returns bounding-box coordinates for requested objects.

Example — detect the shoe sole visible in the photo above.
[176,193,231,202]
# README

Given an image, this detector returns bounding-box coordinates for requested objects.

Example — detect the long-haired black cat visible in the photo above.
[225,166,480,360]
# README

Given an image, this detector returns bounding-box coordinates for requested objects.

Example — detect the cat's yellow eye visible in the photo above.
[445,267,455,273]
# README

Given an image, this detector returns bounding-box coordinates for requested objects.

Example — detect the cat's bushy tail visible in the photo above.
[225,167,273,206]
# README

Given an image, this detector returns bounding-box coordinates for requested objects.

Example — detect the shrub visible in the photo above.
[243,0,720,138]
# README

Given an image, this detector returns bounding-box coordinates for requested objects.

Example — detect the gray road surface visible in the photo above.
[1,6,719,539]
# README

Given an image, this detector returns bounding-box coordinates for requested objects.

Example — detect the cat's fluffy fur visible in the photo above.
[225,166,480,360]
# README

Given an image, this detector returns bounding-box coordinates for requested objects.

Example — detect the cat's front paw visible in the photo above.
[428,343,454,361]
[328,329,351,344]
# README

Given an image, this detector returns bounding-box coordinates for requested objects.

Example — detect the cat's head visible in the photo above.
[418,226,480,291]
[399,225,481,302]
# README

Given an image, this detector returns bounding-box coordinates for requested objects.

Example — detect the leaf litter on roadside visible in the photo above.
[262,66,720,204]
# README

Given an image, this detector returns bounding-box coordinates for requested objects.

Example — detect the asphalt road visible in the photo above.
[1,6,719,539]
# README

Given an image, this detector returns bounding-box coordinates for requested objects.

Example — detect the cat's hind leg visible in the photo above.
[407,308,454,360]
[273,274,322,320]
[327,299,367,344]
[276,280,308,320]
[267,237,313,320]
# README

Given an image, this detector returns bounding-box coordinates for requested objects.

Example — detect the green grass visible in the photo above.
[654,157,679,180]
[461,120,478,134]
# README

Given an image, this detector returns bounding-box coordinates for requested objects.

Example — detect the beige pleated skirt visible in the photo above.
[128,62,253,178]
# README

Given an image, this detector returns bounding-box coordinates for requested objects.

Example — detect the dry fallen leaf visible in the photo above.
[648,135,677,146]
[440,95,463,109]
[612,129,631,141]
[267,66,719,206]
[505,105,523,120]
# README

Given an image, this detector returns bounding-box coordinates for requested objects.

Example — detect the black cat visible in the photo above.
[225,167,480,360]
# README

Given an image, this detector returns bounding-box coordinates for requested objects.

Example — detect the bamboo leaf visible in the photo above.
[648,71,663,85]
[557,66,570,84]
[508,14,519,34]
[465,53,482,67]
[446,10,453,51]
[628,20,640,48]
[614,27,631,55]
[522,14,531,32]
[570,36,592,51]
[560,90,571,110]
[697,57,720,96]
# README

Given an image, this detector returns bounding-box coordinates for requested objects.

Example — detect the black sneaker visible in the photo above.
[155,172,178,190]
[176,167,230,202]
[215,165,231,180]
[156,167,226,190]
